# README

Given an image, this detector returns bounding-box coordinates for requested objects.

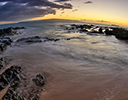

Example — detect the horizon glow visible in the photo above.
[0,0,128,27]
[31,0,128,27]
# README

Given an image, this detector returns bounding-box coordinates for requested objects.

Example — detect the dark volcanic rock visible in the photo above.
[0,58,6,70]
[0,66,26,100]
[0,27,19,36]
[0,44,7,52]
[0,65,46,100]
[44,37,60,42]
[0,66,22,91]
[0,27,24,37]
[99,27,103,33]
[105,28,128,40]
[13,27,26,30]
[105,29,114,35]
[80,29,88,32]
[2,88,26,100]
[32,74,45,86]
[0,37,13,52]
[67,24,128,40]
[16,36,42,44]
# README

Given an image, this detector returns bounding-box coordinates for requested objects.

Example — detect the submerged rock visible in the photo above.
[16,36,42,44]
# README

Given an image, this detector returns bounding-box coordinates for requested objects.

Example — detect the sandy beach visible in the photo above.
[0,23,128,100]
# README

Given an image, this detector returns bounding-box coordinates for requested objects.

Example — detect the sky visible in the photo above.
[0,0,128,27]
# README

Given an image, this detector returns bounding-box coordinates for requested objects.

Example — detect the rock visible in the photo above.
[2,40,11,45]
[105,29,114,35]
[16,36,43,44]
[0,58,6,70]
[0,37,13,52]
[32,73,45,86]
[67,38,71,40]
[0,44,7,51]
[0,85,4,90]
[32,94,40,100]
[0,66,22,91]
[10,81,20,90]
[54,39,60,42]
[105,28,128,40]
[2,88,26,100]
[80,29,88,32]
[0,27,25,37]
[99,27,103,33]
[76,25,92,29]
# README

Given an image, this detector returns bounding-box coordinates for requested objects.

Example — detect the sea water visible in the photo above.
[0,22,128,100]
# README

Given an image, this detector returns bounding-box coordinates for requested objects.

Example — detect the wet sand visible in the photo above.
[0,23,128,100]
[1,44,128,100]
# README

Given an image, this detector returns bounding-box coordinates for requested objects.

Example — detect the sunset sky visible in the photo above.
[0,0,128,27]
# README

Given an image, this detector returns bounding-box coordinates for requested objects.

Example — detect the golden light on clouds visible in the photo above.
[1,0,128,27]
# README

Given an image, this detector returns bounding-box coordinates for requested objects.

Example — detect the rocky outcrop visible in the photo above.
[0,37,13,52]
[65,24,128,40]
[0,27,25,37]
[0,58,7,70]
[32,74,45,86]
[2,88,26,100]
[16,36,61,44]
[0,65,46,100]
[0,27,25,53]
[0,66,22,91]
[16,36,42,44]
[105,28,128,40]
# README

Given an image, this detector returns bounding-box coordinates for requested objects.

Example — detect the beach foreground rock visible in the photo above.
[0,65,45,100]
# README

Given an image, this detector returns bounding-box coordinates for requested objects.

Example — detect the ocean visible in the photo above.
[0,21,128,100]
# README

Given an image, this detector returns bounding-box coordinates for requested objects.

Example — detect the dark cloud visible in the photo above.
[0,0,72,21]
[84,1,92,4]
[72,9,78,12]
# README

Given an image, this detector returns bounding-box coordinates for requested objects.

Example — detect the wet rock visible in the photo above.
[13,27,26,30]
[32,94,40,100]
[16,36,42,44]
[0,44,7,52]
[99,27,103,33]
[0,58,6,70]
[54,39,60,42]
[0,66,22,91]
[2,88,26,100]
[28,90,40,100]
[10,81,20,90]
[0,85,5,90]
[0,27,24,37]
[44,37,61,42]
[0,66,46,100]
[105,28,128,40]
[67,38,71,40]
[32,74,45,86]
[0,37,13,52]
[76,24,92,29]
[80,29,88,32]
[105,29,114,35]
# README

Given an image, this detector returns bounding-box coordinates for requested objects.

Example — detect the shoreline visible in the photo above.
[0,25,128,100]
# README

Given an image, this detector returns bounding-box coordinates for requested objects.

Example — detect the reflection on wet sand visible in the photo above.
[0,23,128,100]
[1,45,128,100]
